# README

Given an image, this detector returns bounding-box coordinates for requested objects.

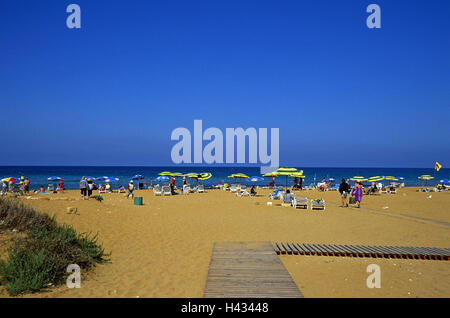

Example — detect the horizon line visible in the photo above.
[0,164,446,169]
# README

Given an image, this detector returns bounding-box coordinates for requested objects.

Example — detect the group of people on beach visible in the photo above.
[1,176,31,195]
[338,178,363,208]
[79,176,135,200]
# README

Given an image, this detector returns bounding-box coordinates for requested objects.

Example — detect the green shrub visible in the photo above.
[90,195,103,202]
[0,198,109,296]
[0,248,59,296]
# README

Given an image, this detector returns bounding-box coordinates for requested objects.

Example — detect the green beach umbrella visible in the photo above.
[262,173,278,178]
[350,176,368,182]
[368,176,384,182]
[418,175,434,187]
[274,167,303,189]
[227,173,249,186]
[185,172,212,184]
[158,171,173,176]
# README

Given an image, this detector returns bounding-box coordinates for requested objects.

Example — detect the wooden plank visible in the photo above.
[276,242,286,254]
[287,243,300,255]
[204,242,303,298]
[299,244,312,255]
[281,242,293,254]
[330,244,347,256]
[293,243,307,255]
[272,242,281,254]
[318,244,334,256]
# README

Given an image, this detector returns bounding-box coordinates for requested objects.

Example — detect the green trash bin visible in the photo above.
[134,197,143,206]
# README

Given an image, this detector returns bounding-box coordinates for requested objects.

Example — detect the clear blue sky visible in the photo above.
[1,0,449,167]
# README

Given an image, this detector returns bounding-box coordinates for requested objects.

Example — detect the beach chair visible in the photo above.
[197,185,205,193]
[292,197,308,209]
[162,185,172,196]
[153,185,163,196]
[379,187,388,194]
[47,184,54,191]
[311,199,326,210]
[236,189,250,197]
[118,187,126,193]
[99,188,106,194]
[230,184,238,193]
[183,184,190,194]
[268,189,282,200]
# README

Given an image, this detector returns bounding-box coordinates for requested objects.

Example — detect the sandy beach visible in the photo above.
[0,187,449,298]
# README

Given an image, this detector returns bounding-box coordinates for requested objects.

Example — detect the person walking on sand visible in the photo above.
[338,178,351,207]
[352,182,363,208]
[59,178,64,193]
[87,178,94,198]
[170,176,176,194]
[127,180,135,199]
[80,176,87,199]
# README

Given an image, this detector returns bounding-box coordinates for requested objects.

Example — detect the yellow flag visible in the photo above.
[435,162,442,171]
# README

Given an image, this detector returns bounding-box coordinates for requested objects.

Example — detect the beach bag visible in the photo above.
[349,197,356,204]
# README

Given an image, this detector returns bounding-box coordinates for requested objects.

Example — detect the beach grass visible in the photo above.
[0,198,109,296]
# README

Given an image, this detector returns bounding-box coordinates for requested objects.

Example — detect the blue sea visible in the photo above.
[0,166,448,190]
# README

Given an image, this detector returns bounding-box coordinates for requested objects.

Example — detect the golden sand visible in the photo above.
[0,187,449,298]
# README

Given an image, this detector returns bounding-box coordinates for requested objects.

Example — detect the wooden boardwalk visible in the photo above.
[204,242,303,298]
[274,242,450,260]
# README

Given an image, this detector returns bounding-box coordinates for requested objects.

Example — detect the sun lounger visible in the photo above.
[47,184,55,191]
[183,184,190,194]
[311,199,326,210]
[153,185,163,196]
[197,185,205,193]
[292,197,308,209]
[236,190,250,197]
[268,189,284,200]
[162,185,171,195]
[99,188,106,193]
[118,187,126,193]
[230,184,238,193]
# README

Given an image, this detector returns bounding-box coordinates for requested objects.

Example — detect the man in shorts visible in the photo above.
[338,178,351,207]
[80,176,87,200]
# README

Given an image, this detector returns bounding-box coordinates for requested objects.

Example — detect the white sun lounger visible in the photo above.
[292,197,308,209]
[236,190,250,197]
[153,185,163,196]
[311,199,326,210]
[197,185,205,193]
[183,184,190,194]
[230,184,238,193]
[162,185,172,195]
